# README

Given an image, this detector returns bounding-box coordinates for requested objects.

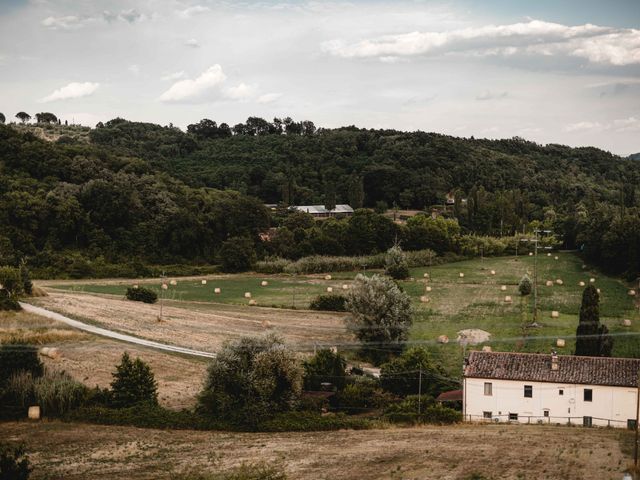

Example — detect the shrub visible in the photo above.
[0,290,20,311]
[518,274,532,296]
[18,262,33,296]
[258,411,370,432]
[219,237,257,273]
[303,349,347,390]
[0,266,23,310]
[198,335,303,426]
[383,397,461,424]
[308,294,346,312]
[110,352,158,408]
[0,341,43,388]
[0,443,31,480]
[330,377,392,414]
[125,286,158,304]
[385,245,409,280]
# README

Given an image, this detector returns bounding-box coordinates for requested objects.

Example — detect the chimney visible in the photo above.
[551,350,559,371]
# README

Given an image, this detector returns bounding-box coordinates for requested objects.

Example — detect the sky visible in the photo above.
[1,0,639,155]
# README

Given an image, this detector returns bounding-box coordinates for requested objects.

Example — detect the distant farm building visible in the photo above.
[292,204,354,218]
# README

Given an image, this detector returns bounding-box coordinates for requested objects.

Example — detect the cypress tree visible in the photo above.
[575,285,612,357]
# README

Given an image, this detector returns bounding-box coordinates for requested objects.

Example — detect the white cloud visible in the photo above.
[324,20,640,66]
[41,82,100,102]
[185,38,200,48]
[563,118,640,133]
[476,90,508,101]
[161,71,186,81]
[613,116,640,132]
[564,121,603,132]
[119,9,142,23]
[257,92,283,104]
[224,83,257,100]
[177,5,210,19]
[159,65,227,103]
[41,15,84,30]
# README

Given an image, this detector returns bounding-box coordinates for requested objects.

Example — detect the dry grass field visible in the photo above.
[0,421,632,480]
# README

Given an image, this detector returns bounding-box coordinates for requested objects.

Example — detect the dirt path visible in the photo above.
[1,421,630,479]
[28,290,350,352]
[20,302,217,358]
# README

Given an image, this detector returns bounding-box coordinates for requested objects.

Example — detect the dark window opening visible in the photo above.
[509,413,518,421]
[543,410,549,417]
[524,385,533,398]
[583,416,593,427]
[483,411,492,419]
[584,389,593,402]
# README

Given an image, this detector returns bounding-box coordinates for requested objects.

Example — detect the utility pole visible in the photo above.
[159,270,166,321]
[520,229,552,325]
[418,365,423,415]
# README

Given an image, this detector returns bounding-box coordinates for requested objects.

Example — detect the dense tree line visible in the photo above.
[2,117,639,279]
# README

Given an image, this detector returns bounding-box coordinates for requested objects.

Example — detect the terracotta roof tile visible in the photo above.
[465,351,640,387]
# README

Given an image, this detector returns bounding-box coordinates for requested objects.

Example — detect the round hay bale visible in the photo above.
[261,320,272,329]
[504,295,512,303]
[629,290,636,296]
[556,338,566,348]
[597,288,601,294]
[545,280,553,287]
[423,273,429,278]
[261,281,268,287]
[579,281,585,287]
[490,270,496,275]
[324,275,332,281]
[482,346,492,352]
[201,280,207,285]
[426,286,432,292]
[556,279,563,285]
[420,295,429,303]
[623,319,632,327]
[133,284,139,289]
[28,406,40,420]
[161,284,168,290]
[342,284,349,290]
[248,299,257,306]
[214,287,221,294]
[46,348,61,359]
[437,335,449,344]
[327,287,333,293]
[547,253,552,257]
[459,273,465,278]
[551,311,559,318]
[528,252,533,256]
[590,278,596,283]
[244,292,252,298]
[30,286,49,297]
[500,285,507,291]
[39,347,50,357]
[170,279,177,286]
[554,256,559,260]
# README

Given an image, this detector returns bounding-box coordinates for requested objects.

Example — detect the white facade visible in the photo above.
[464,377,638,428]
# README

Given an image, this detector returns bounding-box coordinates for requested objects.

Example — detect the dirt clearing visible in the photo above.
[0,421,630,479]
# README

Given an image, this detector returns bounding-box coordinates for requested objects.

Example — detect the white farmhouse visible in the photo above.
[463,351,640,428]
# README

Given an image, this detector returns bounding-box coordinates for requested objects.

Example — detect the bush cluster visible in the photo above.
[125,286,158,304]
[308,294,347,312]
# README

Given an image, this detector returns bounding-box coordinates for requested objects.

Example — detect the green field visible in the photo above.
[53,252,640,368]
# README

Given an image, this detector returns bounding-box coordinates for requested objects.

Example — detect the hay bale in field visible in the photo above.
[551,311,559,318]
[161,284,168,290]
[457,329,491,345]
[482,346,492,352]
[556,339,566,348]
[30,286,48,297]
[201,280,207,285]
[556,279,563,285]
[623,319,632,327]
[244,292,252,298]
[590,278,596,283]
[500,285,507,291]
[426,286,432,292]
[423,273,429,278]
[28,406,40,420]
[248,299,257,306]
[554,256,559,260]
[324,275,332,280]
[545,280,553,287]
[504,295,512,303]
[629,290,636,296]
[261,281,268,286]
[547,253,551,257]
[529,252,533,256]
[170,279,177,286]
[420,296,430,303]
[39,347,50,356]
[133,284,139,289]
[579,281,585,287]
[597,288,601,294]
[490,270,496,275]
[459,273,465,278]
[214,287,221,294]
[261,320,272,329]
[342,284,349,290]
[327,287,333,293]
[437,335,449,344]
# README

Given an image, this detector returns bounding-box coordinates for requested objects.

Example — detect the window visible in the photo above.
[483,411,492,419]
[559,389,564,396]
[584,389,593,402]
[524,385,533,398]
[583,416,593,427]
[509,413,518,421]
[543,410,549,418]
[484,382,493,396]
[628,419,637,430]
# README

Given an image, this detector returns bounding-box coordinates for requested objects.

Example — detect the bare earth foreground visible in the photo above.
[0,422,631,480]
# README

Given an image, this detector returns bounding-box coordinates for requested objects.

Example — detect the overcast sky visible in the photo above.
[1,0,639,155]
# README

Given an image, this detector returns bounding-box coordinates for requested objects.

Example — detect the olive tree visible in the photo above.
[346,274,412,362]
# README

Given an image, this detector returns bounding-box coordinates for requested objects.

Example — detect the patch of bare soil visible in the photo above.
[0,421,630,480]
[30,290,350,352]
